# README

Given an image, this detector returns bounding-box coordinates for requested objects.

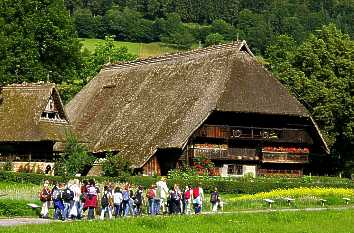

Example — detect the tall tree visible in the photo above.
[0,0,82,85]
[266,24,354,175]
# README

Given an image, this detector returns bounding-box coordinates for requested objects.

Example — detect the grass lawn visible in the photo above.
[1,209,354,233]
[80,38,180,58]
[0,182,40,201]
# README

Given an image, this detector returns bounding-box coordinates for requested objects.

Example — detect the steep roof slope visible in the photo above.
[66,41,323,167]
[0,83,69,142]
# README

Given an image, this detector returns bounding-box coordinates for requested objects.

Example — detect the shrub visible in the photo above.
[102,152,133,178]
[0,199,41,217]
[2,160,13,171]
[54,132,95,177]
[205,33,225,46]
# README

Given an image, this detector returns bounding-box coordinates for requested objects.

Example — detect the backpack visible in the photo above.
[122,190,129,201]
[147,189,155,199]
[101,193,109,207]
[135,191,142,204]
[171,191,180,201]
[184,190,190,200]
[62,188,74,202]
[193,188,200,198]
[39,188,50,202]
[210,192,218,203]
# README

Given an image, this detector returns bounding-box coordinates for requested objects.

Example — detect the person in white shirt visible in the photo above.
[156,177,169,214]
[69,179,81,219]
[113,187,123,217]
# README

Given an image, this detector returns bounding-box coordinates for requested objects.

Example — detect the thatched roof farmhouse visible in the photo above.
[0,83,70,164]
[67,41,328,176]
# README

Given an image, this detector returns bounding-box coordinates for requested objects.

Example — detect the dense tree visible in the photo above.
[205,33,224,46]
[0,0,82,85]
[266,24,354,175]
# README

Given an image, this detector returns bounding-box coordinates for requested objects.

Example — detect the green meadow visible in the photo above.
[2,209,354,233]
[80,38,180,58]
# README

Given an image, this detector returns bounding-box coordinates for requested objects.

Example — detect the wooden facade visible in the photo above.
[176,112,320,177]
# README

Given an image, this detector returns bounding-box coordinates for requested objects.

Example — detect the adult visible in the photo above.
[52,183,65,220]
[84,179,98,220]
[134,186,144,215]
[113,187,123,217]
[192,184,204,214]
[146,185,156,215]
[156,177,169,214]
[122,184,131,216]
[69,179,82,219]
[39,181,51,219]
[100,185,113,220]
[183,185,192,214]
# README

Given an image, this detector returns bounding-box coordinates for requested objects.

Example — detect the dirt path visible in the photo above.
[0,218,51,227]
[1,206,354,227]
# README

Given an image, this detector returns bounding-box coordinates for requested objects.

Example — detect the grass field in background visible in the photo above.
[80,38,180,58]
[2,209,354,233]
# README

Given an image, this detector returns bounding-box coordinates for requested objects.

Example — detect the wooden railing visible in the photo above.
[194,124,313,144]
[191,147,259,161]
[262,152,309,163]
[257,168,303,177]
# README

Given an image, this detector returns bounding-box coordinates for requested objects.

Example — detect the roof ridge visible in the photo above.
[103,40,246,71]
[3,82,55,89]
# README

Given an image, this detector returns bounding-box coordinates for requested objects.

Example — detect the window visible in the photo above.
[227,164,243,175]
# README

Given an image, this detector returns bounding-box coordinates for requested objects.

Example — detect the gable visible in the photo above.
[40,89,68,123]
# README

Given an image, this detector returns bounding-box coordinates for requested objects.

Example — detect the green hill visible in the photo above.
[80,38,180,58]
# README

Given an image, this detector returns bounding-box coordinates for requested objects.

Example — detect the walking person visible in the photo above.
[62,182,74,220]
[39,181,51,219]
[122,184,131,216]
[69,179,81,219]
[183,185,192,214]
[113,187,123,217]
[146,185,156,215]
[210,187,220,212]
[100,185,113,220]
[52,183,65,220]
[134,186,144,215]
[192,184,204,214]
[156,177,169,214]
[84,179,98,220]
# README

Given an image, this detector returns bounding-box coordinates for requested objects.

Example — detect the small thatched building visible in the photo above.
[0,83,70,170]
[66,41,329,176]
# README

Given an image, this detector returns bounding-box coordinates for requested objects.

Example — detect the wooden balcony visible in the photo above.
[194,124,313,144]
[262,152,309,163]
[257,168,303,177]
[191,146,259,161]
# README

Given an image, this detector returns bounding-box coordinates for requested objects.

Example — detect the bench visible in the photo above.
[283,197,295,206]
[343,198,350,205]
[319,199,327,207]
[264,199,275,208]
[27,203,41,209]
[0,193,8,197]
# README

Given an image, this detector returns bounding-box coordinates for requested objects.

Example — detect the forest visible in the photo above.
[0,0,354,175]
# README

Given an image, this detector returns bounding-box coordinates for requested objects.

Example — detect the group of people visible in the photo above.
[38,177,221,221]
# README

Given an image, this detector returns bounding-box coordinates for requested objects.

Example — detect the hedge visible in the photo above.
[0,199,41,217]
[0,171,353,194]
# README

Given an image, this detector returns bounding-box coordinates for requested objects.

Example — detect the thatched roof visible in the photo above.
[0,83,70,142]
[66,41,328,168]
